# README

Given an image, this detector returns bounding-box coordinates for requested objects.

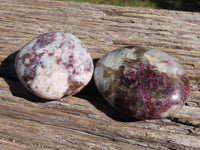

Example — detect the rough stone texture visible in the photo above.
[94,46,190,119]
[0,0,200,149]
[15,32,93,99]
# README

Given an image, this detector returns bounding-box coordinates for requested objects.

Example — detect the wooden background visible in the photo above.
[0,0,200,149]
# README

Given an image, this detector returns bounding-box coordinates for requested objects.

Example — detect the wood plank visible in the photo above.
[0,0,200,149]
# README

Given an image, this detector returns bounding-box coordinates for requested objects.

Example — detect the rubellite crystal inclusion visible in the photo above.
[94,46,190,119]
[15,32,93,99]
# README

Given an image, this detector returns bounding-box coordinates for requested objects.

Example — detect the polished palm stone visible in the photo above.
[15,32,93,99]
[94,46,190,119]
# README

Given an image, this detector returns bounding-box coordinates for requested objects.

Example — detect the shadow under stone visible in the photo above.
[1,54,140,122]
[0,51,50,102]
[76,59,140,122]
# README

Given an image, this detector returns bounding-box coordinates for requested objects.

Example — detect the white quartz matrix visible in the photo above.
[15,32,93,99]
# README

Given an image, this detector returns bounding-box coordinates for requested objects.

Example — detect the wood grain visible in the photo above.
[0,0,200,149]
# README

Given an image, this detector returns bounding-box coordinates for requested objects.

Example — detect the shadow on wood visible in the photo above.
[0,51,51,102]
[0,54,138,122]
[76,59,139,122]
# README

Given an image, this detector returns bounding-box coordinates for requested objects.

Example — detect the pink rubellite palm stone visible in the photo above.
[15,32,93,99]
[94,46,190,119]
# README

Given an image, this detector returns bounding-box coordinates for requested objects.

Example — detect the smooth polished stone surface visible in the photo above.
[94,46,190,119]
[15,32,93,99]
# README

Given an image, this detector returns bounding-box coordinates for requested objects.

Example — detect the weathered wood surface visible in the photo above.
[0,0,200,149]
